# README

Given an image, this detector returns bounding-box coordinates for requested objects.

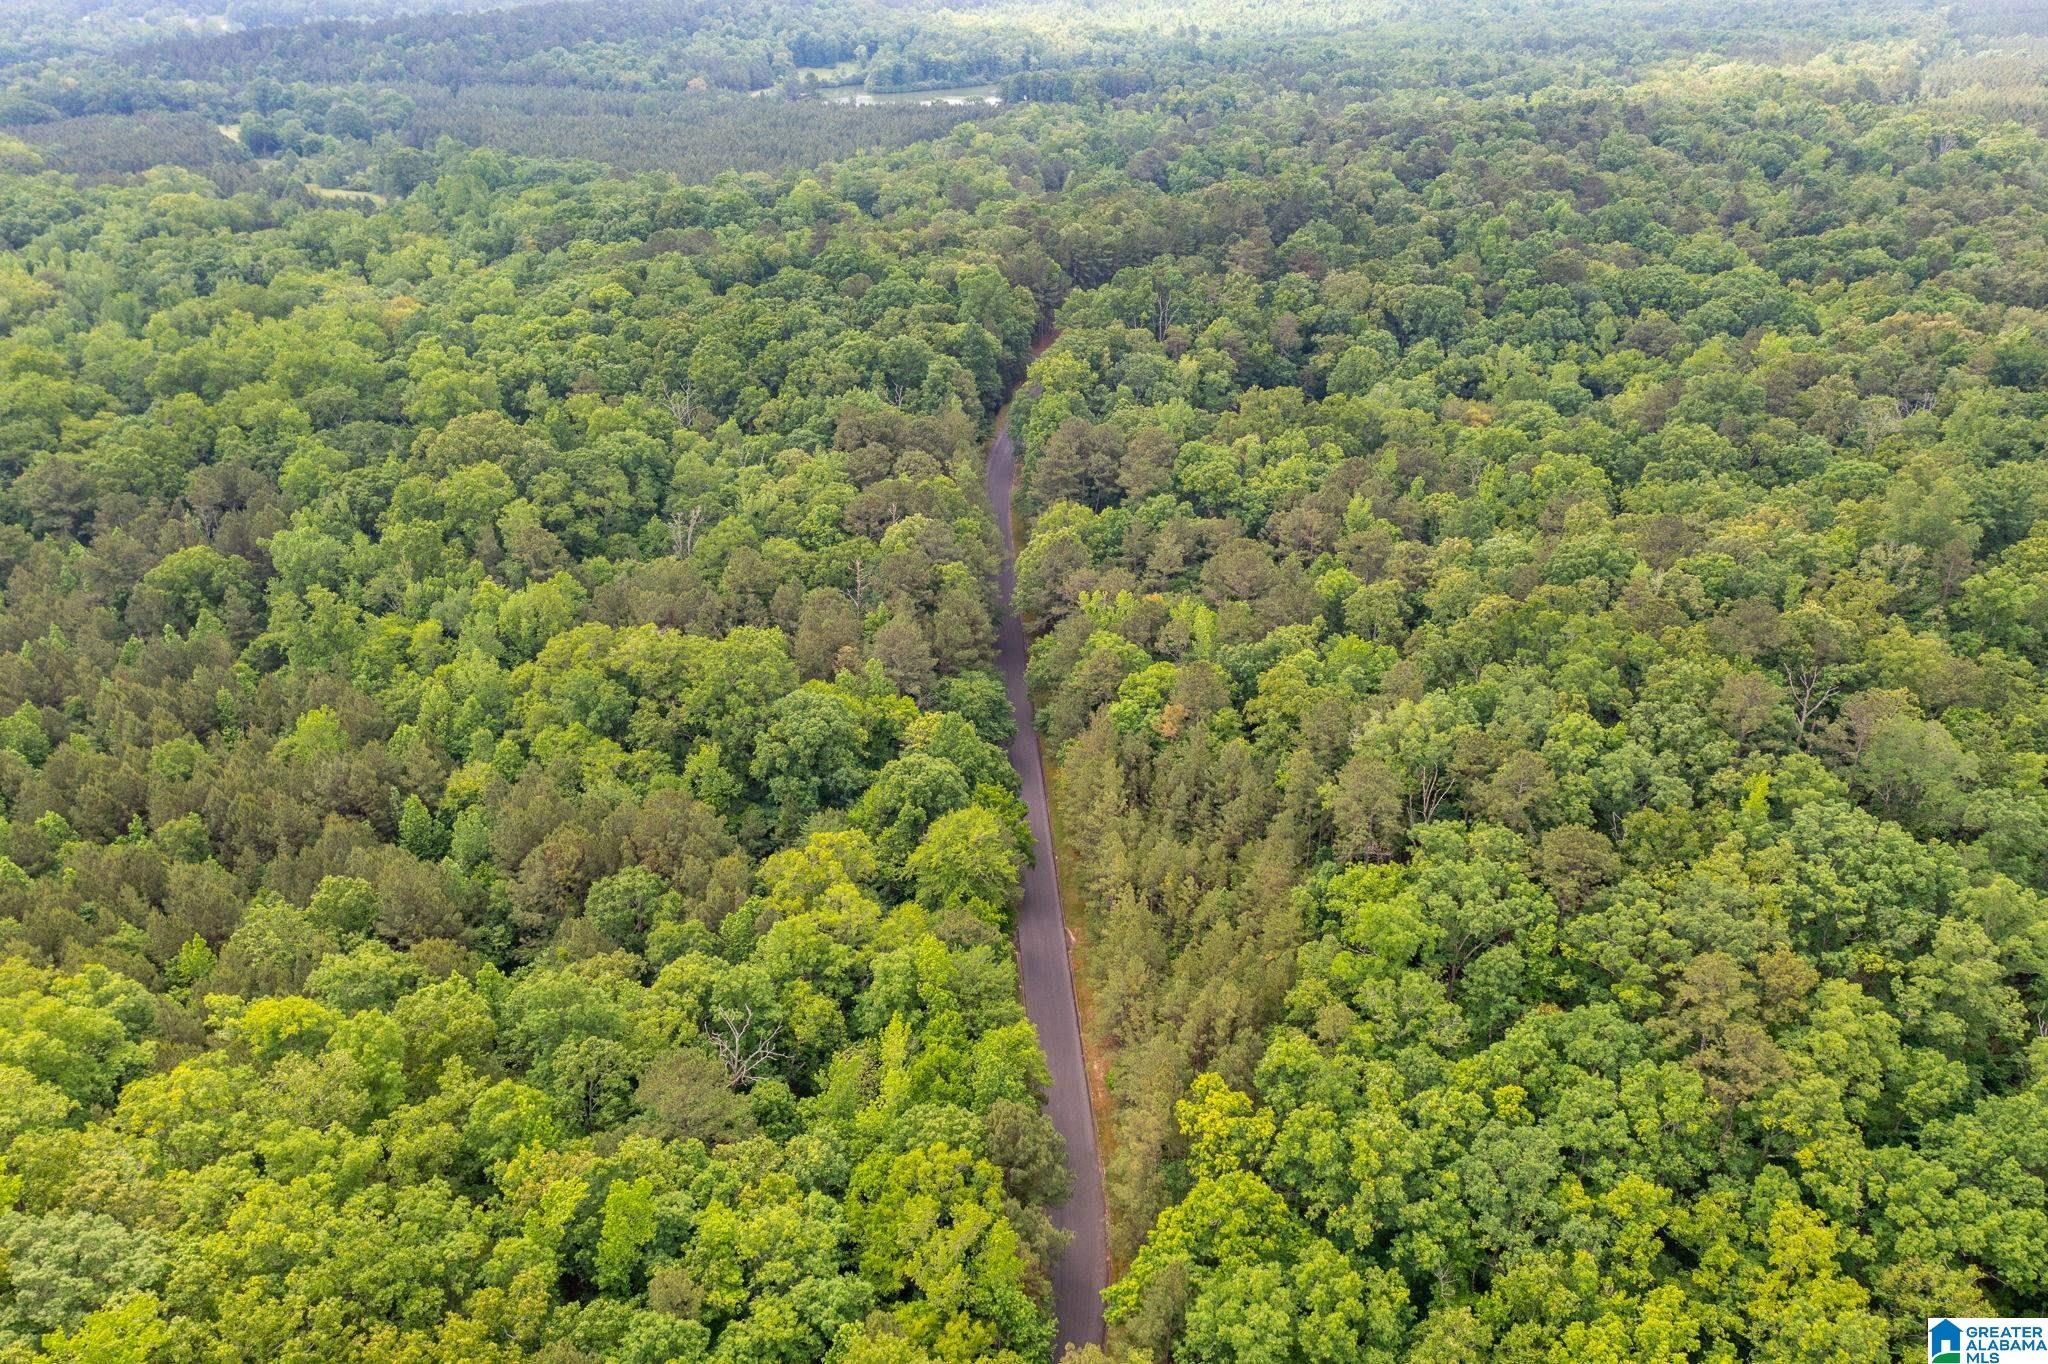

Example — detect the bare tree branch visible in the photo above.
[660,381,698,426]
[668,504,703,557]
[708,1005,783,1089]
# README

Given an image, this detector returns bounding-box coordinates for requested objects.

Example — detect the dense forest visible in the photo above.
[1019,52,2048,1363]
[0,91,1073,1364]
[3,0,2048,1360]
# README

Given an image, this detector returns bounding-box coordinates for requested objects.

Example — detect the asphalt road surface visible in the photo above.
[985,365,1110,1356]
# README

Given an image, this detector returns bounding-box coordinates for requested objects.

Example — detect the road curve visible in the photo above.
[986,350,1110,1356]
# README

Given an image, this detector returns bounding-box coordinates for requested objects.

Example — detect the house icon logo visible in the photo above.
[1930,1319,1962,1363]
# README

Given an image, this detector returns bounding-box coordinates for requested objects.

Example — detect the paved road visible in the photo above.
[985,366,1109,1356]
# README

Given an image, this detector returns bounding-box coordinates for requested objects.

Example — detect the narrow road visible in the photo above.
[986,347,1109,1356]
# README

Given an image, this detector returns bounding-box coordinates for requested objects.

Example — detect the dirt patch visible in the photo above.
[304,183,387,206]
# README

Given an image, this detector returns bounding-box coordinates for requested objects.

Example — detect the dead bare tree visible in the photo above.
[660,381,699,427]
[668,504,703,557]
[1783,663,1839,748]
[708,1005,783,1089]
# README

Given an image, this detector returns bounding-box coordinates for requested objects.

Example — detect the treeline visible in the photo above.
[8,113,246,177]
[122,0,1049,97]
[402,86,994,182]
[0,0,1996,187]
